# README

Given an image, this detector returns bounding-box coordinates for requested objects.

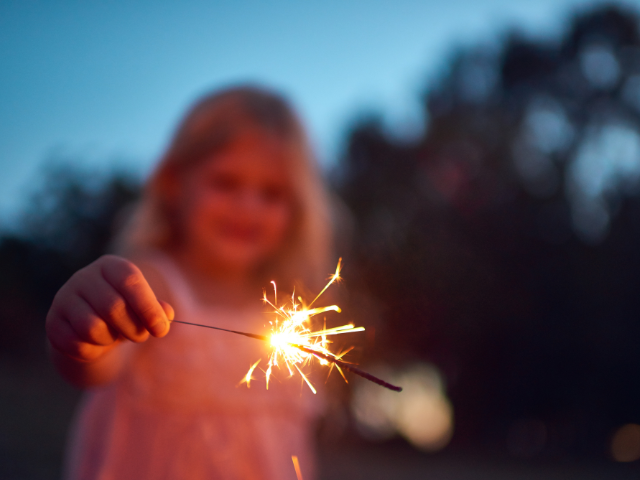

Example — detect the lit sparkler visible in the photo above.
[172,259,402,393]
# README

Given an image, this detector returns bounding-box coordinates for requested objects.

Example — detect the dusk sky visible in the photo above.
[1,0,632,224]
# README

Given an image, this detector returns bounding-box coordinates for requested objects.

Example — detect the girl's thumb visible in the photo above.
[159,300,175,322]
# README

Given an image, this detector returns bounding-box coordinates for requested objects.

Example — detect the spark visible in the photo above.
[257,258,368,394]
[172,259,402,393]
[291,455,304,480]
[238,359,261,388]
[294,364,317,394]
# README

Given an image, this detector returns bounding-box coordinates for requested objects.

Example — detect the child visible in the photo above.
[46,86,333,480]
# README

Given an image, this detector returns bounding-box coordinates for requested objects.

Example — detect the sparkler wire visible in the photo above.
[171,319,403,392]
[290,343,402,392]
[171,319,267,341]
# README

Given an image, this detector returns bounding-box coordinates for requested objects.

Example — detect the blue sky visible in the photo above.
[1,0,634,224]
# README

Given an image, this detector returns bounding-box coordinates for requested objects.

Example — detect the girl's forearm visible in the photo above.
[49,341,127,388]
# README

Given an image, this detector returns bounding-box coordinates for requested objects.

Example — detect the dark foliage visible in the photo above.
[335,5,640,456]
[0,167,139,362]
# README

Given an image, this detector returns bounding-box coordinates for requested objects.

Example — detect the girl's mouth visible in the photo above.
[218,223,260,243]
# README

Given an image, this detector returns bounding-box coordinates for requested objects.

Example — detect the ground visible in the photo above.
[1,361,638,479]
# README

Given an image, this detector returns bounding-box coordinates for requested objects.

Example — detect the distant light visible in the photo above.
[611,424,640,462]
[580,44,620,89]
[567,123,640,243]
[523,96,574,154]
[511,96,576,199]
[351,365,397,441]
[351,363,454,451]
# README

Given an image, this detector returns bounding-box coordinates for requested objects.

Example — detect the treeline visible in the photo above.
[336,5,640,456]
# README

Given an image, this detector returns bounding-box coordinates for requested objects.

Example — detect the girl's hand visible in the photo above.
[46,255,174,363]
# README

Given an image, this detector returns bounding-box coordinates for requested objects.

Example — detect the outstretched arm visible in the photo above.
[46,255,174,388]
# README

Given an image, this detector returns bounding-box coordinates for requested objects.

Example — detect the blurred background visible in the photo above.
[4,0,640,478]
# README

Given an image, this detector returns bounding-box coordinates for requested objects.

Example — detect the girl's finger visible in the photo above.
[63,295,120,346]
[159,300,175,322]
[75,274,150,343]
[46,312,107,363]
[99,256,170,338]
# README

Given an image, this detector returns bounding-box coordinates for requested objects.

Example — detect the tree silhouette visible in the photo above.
[0,165,139,361]
[335,5,640,456]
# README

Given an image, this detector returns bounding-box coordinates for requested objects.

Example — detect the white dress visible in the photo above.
[64,254,319,480]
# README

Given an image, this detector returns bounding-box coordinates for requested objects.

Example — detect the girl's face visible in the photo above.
[178,132,294,275]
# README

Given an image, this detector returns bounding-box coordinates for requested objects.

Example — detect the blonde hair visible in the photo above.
[116,85,333,290]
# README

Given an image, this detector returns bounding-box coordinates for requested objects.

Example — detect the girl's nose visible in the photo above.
[236,187,263,212]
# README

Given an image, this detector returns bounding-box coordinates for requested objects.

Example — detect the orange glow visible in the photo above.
[351,363,453,450]
[611,423,640,462]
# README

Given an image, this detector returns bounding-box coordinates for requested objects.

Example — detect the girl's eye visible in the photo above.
[210,173,240,193]
[261,184,288,205]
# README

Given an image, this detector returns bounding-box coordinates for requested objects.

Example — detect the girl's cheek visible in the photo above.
[185,194,221,241]
[195,190,228,224]
[267,204,293,244]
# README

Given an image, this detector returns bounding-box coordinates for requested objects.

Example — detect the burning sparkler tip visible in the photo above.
[241,260,404,393]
